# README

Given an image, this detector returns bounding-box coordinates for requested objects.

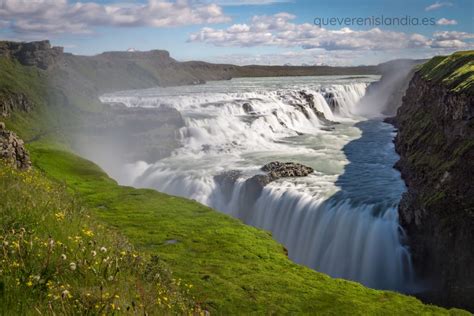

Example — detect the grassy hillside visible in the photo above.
[0,162,197,314]
[0,58,50,140]
[23,142,466,315]
[0,57,83,146]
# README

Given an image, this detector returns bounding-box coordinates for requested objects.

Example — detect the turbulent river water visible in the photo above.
[100,76,414,292]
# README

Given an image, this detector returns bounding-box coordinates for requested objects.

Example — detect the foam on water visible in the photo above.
[100,75,414,291]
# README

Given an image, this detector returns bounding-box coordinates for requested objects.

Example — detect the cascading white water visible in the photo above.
[100,75,414,291]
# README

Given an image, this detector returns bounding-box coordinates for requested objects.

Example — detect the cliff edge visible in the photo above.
[394,51,474,311]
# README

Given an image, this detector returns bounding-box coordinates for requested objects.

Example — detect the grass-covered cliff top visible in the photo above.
[418,50,474,94]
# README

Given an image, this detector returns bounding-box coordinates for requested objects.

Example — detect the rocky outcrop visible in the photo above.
[323,92,339,112]
[0,122,31,170]
[215,162,314,203]
[242,102,254,114]
[262,161,314,178]
[246,161,314,196]
[214,162,314,217]
[0,40,63,70]
[0,92,34,117]
[394,60,473,311]
[293,91,337,125]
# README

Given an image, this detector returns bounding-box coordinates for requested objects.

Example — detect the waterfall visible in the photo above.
[99,76,414,292]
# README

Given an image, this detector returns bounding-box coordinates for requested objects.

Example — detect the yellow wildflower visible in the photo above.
[55,212,65,221]
[82,228,94,237]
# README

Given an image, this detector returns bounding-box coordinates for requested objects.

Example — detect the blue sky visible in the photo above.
[0,0,472,65]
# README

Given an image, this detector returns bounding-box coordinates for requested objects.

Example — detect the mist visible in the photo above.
[354,59,423,118]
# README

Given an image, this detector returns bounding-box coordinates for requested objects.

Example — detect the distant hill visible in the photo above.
[1,40,405,96]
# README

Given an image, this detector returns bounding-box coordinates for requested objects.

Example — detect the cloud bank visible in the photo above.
[0,0,230,34]
[189,13,473,51]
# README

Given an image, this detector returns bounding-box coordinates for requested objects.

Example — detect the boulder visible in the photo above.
[0,123,31,170]
[242,102,254,114]
[262,161,314,179]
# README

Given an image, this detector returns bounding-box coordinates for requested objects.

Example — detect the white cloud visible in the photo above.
[430,39,467,48]
[0,0,230,35]
[433,31,474,41]
[425,1,453,11]
[189,13,434,51]
[436,18,458,25]
[431,31,474,48]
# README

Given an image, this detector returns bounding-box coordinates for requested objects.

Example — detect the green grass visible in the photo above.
[0,162,197,315]
[25,142,468,315]
[417,50,474,94]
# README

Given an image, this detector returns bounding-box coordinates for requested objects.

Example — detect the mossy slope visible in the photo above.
[417,50,474,94]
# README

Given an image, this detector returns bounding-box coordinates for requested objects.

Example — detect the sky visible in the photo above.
[0,0,472,65]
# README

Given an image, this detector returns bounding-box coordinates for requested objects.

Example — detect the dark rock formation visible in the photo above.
[216,162,313,200]
[0,92,34,117]
[394,72,473,311]
[262,161,314,178]
[214,162,314,221]
[0,122,31,170]
[242,102,254,114]
[0,40,63,70]
[295,91,338,125]
[323,92,339,112]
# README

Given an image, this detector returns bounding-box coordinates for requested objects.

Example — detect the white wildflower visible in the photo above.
[69,262,77,271]
[61,289,70,299]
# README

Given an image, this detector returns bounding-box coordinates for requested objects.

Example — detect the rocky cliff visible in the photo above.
[394,51,473,311]
[0,92,34,117]
[0,40,63,70]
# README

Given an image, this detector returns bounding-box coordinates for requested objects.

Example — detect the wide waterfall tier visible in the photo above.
[100,75,414,292]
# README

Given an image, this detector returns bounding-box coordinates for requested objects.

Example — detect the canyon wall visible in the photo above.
[394,51,473,311]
